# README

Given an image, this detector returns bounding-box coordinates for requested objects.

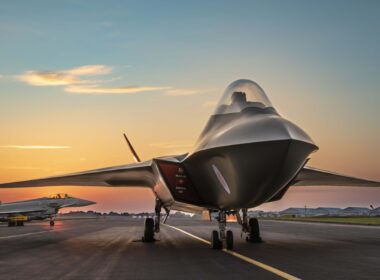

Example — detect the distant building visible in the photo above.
[370,207,380,216]
[338,207,370,216]
[279,208,308,217]
[313,207,341,216]
[248,210,264,217]
[279,207,342,217]
[259,211,279,218]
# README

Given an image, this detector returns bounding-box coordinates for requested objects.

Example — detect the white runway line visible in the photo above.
[164,224,301,280]
[0,230,53,240]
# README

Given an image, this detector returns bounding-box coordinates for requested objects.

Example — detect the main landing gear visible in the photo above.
[211,208,262,250]
[237,208,262,243]
[142,198,169,243]
[49,217,55,227]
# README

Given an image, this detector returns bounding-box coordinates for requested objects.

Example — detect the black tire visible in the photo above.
[143,218,155,242]
[8,221,15,227]
[50,220,55,226]
[211,230,221,249]
[247,218,262,243]
[16,221,24,226]
[226,230,233,250]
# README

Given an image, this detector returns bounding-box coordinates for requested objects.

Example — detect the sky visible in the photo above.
[0,0,379,213]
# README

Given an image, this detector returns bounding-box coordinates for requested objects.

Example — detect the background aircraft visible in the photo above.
[0,193,95,227]
[0,79,379,249]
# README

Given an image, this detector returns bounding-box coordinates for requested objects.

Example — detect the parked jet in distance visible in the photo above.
[0,193,95,227]
[1,79,379,249]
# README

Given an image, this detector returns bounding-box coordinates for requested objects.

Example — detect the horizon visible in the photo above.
[1,0,379,213]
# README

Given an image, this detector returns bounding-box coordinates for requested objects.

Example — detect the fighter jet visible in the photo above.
[0,79,379,249]
[0,193,95,227]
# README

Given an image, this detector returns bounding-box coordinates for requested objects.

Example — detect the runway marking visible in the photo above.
[0,230,53,240]
[164,224,300,280]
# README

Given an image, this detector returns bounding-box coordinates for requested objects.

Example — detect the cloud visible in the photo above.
[0,145,71,150]
[17,65,111,87]
[16,65,207,97]
[17,64,169,95]
[164,89,199,96]
[65,85,169,95]
[64,65,112,76]
[18,71,82,86]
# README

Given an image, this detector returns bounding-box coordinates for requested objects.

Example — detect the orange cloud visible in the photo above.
[17,71,81,86]
[0,145,71,149]
[65,85,169,95]
[16,64,170,95]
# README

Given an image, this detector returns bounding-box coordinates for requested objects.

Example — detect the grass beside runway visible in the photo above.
[260,216,380,226]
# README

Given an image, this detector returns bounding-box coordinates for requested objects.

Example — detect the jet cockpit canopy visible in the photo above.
[214,79,274,115]
[48,193,72,199]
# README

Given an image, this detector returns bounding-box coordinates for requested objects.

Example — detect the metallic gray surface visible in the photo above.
[0,195,95,222]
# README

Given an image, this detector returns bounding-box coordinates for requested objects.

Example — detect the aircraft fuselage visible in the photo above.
[154,108,318,211]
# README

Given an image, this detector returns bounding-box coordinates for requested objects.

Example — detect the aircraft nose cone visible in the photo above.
[80,199,96,206]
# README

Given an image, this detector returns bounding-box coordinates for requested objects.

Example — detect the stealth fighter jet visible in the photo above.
[0,79,378,249]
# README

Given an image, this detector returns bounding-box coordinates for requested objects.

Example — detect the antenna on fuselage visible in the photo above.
[123,133,141,163]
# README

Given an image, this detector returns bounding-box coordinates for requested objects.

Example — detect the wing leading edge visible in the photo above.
[0,206,46,215]
[292,166,380,187]
[0,160,156,189]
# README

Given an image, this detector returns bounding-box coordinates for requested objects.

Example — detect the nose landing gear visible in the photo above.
[211,211,234,250]
[210,208,262,250]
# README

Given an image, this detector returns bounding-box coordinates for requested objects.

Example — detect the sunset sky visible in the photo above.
[0,1,379,213]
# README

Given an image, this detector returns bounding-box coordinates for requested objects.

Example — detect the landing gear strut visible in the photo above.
[237,208,262,243]
[154,198,162,233]
[49,217,55,227]
[143,198,168,243]
[211,211,234,250]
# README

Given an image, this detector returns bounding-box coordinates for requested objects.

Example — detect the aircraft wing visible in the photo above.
[0,206,46,215]
[0,160,156,188]
[292,166,380,187]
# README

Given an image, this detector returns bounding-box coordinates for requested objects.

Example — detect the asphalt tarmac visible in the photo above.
[0,217,379,280]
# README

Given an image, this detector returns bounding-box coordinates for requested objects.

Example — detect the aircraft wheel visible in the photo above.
[16,221,24,226]
[8,221,15,227]
[226,230,233,250]
[211,230,221,249]
[246,218,262,243]
[50,220,55,226]
[143,218,155,242]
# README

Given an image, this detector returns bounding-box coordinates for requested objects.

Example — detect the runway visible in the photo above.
[0,218,379,280]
